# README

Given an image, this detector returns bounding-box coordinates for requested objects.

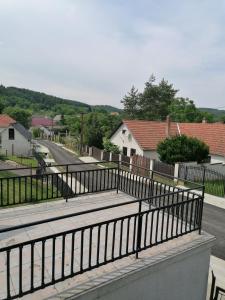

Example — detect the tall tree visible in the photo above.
[121,86,140,119]
[138,75,178,120]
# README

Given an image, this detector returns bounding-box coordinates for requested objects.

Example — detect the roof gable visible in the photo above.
[0,114,16,127]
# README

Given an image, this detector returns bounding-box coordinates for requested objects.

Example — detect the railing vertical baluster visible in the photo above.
[111,221,116,260]
[0,178,3,206]
[119,219,124,256]
[7,178,9,205]
[6,249,11,299]
[96,226,101,265]
[41,240,46,286]
[88,228,92,268]
[30,174,33,202]
[13,177,15,205]
[136,200,143,258]
[62,234,66,278]
[30,243,34,291]
[52,237,56,282]
[69,232,75,275]
[126,217,131,254]
[104,224,108,262]
[66,165,69,202]
[46,174,49,200]
[19,246,23,296]
[80,230,84,271]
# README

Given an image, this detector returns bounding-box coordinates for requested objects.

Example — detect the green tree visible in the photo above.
[3,107,31,128]
[103,138,120,154]
[157,135,209,164]
[32,127,41,138]
[138,75,178,120]
[121,86,140,119]
[168,98,201,122]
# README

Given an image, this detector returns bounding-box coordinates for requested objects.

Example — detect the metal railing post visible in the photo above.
[66,165,69,202]
[117,161,120,194]
[136,200,143,259]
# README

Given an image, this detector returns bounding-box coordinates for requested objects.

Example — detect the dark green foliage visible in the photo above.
[3,107,31,128]
[121,76,215,122]
[121,86,140,119]
[64,112,121,149]
[139,75,178,120]
[103,138,120,154]
[157,135,209,164]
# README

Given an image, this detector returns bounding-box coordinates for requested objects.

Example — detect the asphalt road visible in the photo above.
[39,140,225,260]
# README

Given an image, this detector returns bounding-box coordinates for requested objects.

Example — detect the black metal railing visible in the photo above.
[0,161,203,207]
[179,164,225,197]
[210,271,225,300]
[0,165,118,206]
[0,185,203,300]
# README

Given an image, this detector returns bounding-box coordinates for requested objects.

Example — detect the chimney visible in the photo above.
[202,117,207,124]
[166,115,171,137]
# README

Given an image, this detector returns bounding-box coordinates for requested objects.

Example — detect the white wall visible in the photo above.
[0,126,32,156]
[143,150,159,160]
[110,124,143,156]
[69,233,214,300]
[210,154,225,164]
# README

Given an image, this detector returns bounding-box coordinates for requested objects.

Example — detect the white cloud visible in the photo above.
[0,0,225,108]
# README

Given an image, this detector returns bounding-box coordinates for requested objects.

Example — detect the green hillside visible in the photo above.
[199,107,225,117]
[0,85,121,115]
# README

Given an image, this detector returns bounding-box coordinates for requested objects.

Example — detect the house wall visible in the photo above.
[69,233,215,300]
[210,154,225,164]
[110,124,143,156]
[0,126,32,156]
[143,150,159,160]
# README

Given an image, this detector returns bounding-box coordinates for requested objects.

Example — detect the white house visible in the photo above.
[110,117,225,163]
[0,114,32,156]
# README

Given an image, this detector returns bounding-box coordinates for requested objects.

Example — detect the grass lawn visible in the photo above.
[3,155,39,167]
[0,170,62,207]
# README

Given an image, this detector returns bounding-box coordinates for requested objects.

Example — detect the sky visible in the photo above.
[0,0,225,109]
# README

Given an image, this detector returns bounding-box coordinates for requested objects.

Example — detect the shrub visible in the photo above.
[157,134,209,165]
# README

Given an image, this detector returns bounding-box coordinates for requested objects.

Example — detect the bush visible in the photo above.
[103,138,120,154]
[157,134,209,165]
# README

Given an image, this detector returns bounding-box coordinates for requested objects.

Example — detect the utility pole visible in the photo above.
[80,112,84,156]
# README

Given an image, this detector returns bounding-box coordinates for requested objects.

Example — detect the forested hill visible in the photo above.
[0,85,121,115]
[199,107,225,117]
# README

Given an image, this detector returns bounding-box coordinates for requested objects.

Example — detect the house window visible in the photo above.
[9,128,15,140]
[122,129,126,134]
[122,147,127,156]
[130,148,136,156]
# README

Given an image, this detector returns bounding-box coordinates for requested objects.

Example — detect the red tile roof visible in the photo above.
[0,114,16,127]
[123,120,225,156]
[32,117,55,127]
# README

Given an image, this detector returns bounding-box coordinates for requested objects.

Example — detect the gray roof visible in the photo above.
[13,123,32,141]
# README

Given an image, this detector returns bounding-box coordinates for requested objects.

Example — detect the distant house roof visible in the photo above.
[117,120,225,156]
[13,123,32,141]
[32,116,55,127]
[0,114,16,127]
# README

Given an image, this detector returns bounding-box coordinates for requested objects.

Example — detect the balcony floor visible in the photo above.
[0,191,201,300]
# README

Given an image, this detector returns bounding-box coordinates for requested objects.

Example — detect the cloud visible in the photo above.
[0,0,225,108]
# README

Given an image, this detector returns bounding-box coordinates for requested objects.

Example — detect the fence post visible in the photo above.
[109,152,112,162]
[136,200,143,259]
[89,147,92,157]
[174,163,179,184]
[101,150,104,161]
[129,156,133,172]
[149,159,154,178]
